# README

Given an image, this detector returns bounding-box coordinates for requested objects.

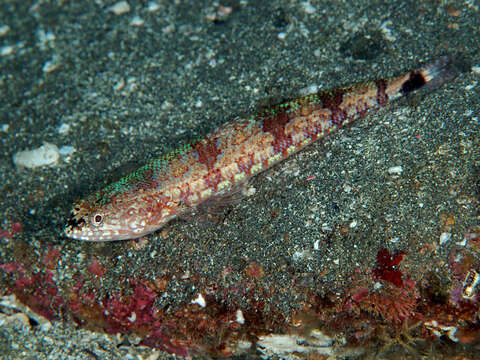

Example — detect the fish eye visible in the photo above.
[91,214,103,226]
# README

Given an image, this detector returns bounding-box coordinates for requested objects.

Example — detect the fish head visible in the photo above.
[64,189,174,241]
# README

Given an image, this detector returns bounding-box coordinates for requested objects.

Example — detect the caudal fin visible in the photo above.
[400,56,459,96]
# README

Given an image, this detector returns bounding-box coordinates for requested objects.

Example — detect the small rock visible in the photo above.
[235,309,245,324]
[439,232,451,245]
[147,1,161,12]
[57,123,70,134]
[42,57,61,73]
[59,145,75,157]
[301,2,316,14]
[0,45,14,56]
[0,25,9,37]
[108,1,131,15]
[13,143,59,169]
[191,294,206,307]
[130,16,144,26]
[388,165,403,176]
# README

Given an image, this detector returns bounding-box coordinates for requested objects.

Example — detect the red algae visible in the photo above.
[373,248,406,286]
[88,259,106,277]
[0,222,22,239]
[244,262,264,280]
[1,235,480,358]
[42,248,60,269]
[1,262,64,320]
[11,222,22,233]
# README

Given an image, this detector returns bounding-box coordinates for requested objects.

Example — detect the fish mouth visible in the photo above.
[64,224,88,241]
[63,226,103,241]
[64,226,78,239]
[64,221,140,242]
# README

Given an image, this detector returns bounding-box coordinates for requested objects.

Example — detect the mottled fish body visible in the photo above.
[65,57,456,241]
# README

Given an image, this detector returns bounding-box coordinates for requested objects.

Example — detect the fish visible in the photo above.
[65,57,457,241]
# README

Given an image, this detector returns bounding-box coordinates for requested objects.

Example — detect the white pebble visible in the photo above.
[57,123,70,134]
[0,45,14,56]
[161,100,173,110]
[147,1,161,12]
[108,1,131,15]
[127,312,136,322]
[380,21,396,42]
[0,25,9,37]
[37,29,55,46]
[300,84,318,96]
[113,78,125,91]
[42,58,61,73]
[58,145,75,156]
[439,232,451,245]
[321,223,332,231]
[388,165,403,176]
[13,143,59,169]
[235,309,245,324]
[1,124,9,132]
[301,2,316,14]
[130,16,144,26]
[277,32,287,40]
[191,293,206,307]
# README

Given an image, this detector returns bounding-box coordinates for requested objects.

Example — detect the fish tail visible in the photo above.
[399,55,459,96]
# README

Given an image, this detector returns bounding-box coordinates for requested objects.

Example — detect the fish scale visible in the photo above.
[65,57,457,241]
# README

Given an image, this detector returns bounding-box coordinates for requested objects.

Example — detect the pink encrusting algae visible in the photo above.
[65,57,457,241]
[2,232,480,358]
